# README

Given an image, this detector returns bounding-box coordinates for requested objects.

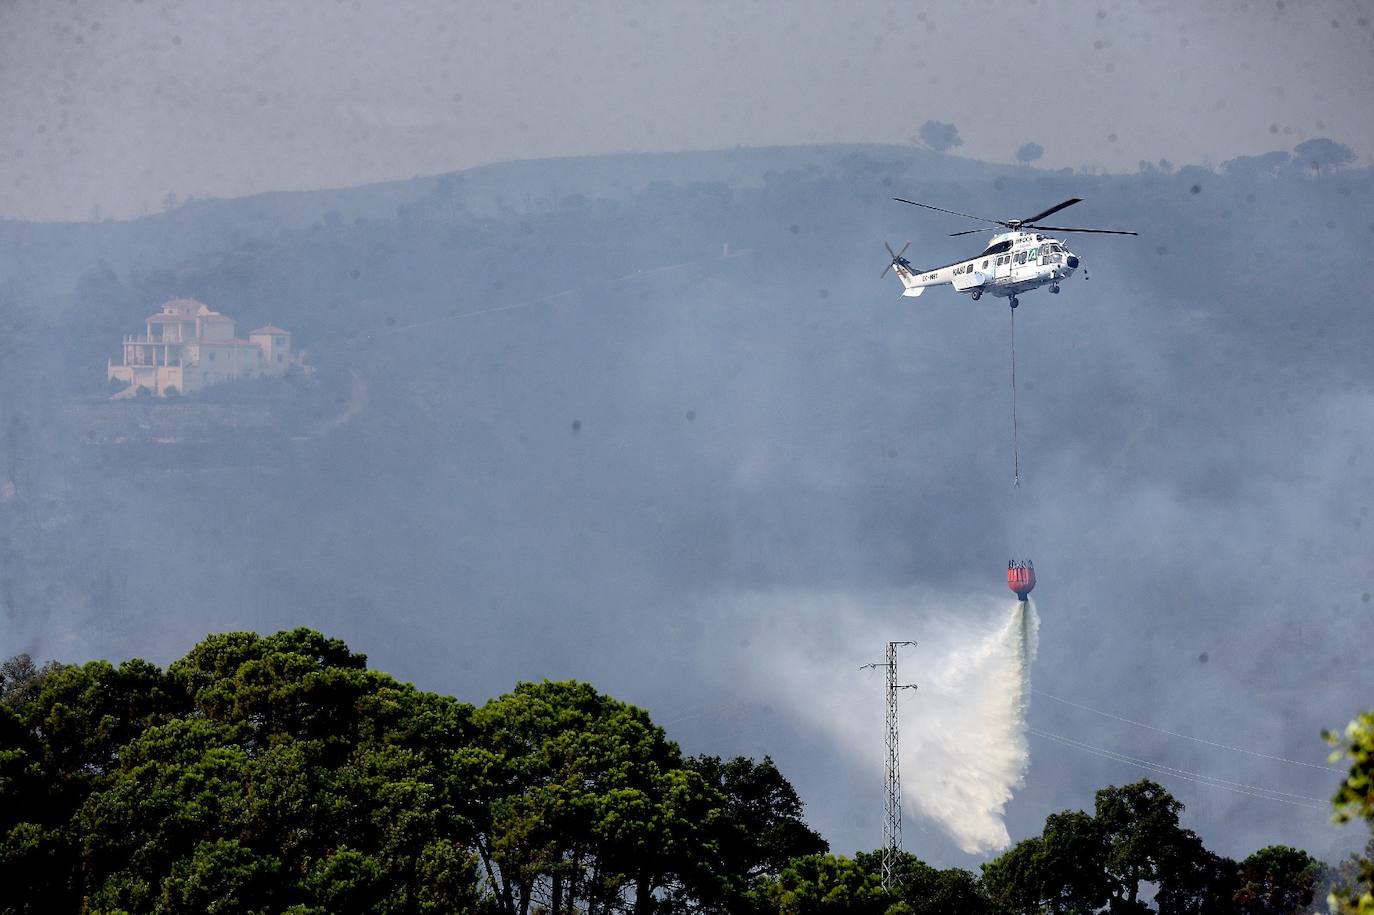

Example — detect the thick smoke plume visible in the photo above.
[716,590,1038,855]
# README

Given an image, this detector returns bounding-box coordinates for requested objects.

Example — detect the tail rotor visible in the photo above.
[881,240,912,279]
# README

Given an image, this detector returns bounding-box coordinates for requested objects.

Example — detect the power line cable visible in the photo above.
[1033,689,1339,772]
[1032,728,1327,802]
[1029,728,1328,810]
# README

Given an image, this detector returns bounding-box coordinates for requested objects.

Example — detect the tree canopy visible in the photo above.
[1233,845,1322,915]
[1326,711,1374,914]
[1221,150,1293,177]
[0,652,64,711]
[0,634,1359,914]
[1292,137,1357,174]
[1015,142,1045,165]
[979,780,1331,915]
[917,120,962,154]
[0,633,825,915]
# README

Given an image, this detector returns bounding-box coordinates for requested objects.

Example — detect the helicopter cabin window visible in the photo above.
[1014,252,1026,265]
[982,260,989,268]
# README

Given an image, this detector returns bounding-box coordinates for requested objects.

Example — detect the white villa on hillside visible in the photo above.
[108,298,294,397]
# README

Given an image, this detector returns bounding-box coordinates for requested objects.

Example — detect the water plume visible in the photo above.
[712,589,1039,855]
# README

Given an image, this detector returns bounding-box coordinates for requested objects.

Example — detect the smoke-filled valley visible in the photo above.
[2,144,1371,866]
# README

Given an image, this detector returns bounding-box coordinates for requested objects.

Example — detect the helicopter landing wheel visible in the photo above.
[1050,284,1061,294]
[971,290,982,301]
[1009,296,1019,309]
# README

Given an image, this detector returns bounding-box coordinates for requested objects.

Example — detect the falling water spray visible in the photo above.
[717,590,1041,855]
[904,597,1040,853]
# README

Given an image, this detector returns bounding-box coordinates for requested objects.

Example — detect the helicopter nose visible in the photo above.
[1066,255,1080,269]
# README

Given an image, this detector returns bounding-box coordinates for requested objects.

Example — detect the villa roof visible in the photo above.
[250,324,290,335]
[162,297,210,311]
[147,306,232,322]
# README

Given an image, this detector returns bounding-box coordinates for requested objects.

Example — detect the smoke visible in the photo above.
[713,589,1039,855]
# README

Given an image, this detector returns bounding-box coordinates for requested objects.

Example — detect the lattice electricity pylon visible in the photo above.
[861,640,917,891]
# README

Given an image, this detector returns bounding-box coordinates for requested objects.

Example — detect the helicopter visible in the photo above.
[882,197,1136,308]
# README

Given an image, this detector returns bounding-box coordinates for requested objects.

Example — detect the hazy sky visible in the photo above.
[2,0,1371,221]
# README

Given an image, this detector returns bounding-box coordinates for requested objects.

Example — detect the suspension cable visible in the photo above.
[1011,306,1020,487]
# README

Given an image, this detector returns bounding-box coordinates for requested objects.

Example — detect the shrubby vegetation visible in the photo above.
[2,631,1367,914]
[1325,713,1374,913]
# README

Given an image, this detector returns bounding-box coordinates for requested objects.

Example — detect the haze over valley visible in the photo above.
[3,141,1370,867]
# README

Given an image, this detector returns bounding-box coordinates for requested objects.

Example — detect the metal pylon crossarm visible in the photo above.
[861,640,917,892]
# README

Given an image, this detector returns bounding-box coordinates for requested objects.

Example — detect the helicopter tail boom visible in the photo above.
[889,257,927,296]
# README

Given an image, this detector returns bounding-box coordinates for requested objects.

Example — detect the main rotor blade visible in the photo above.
[1018,198,1082,225]
[948,229,987,237]
[1028,225,1138,236]
[893,198,1006,226]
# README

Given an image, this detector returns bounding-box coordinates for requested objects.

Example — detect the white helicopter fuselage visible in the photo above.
[892,231,1080,301]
